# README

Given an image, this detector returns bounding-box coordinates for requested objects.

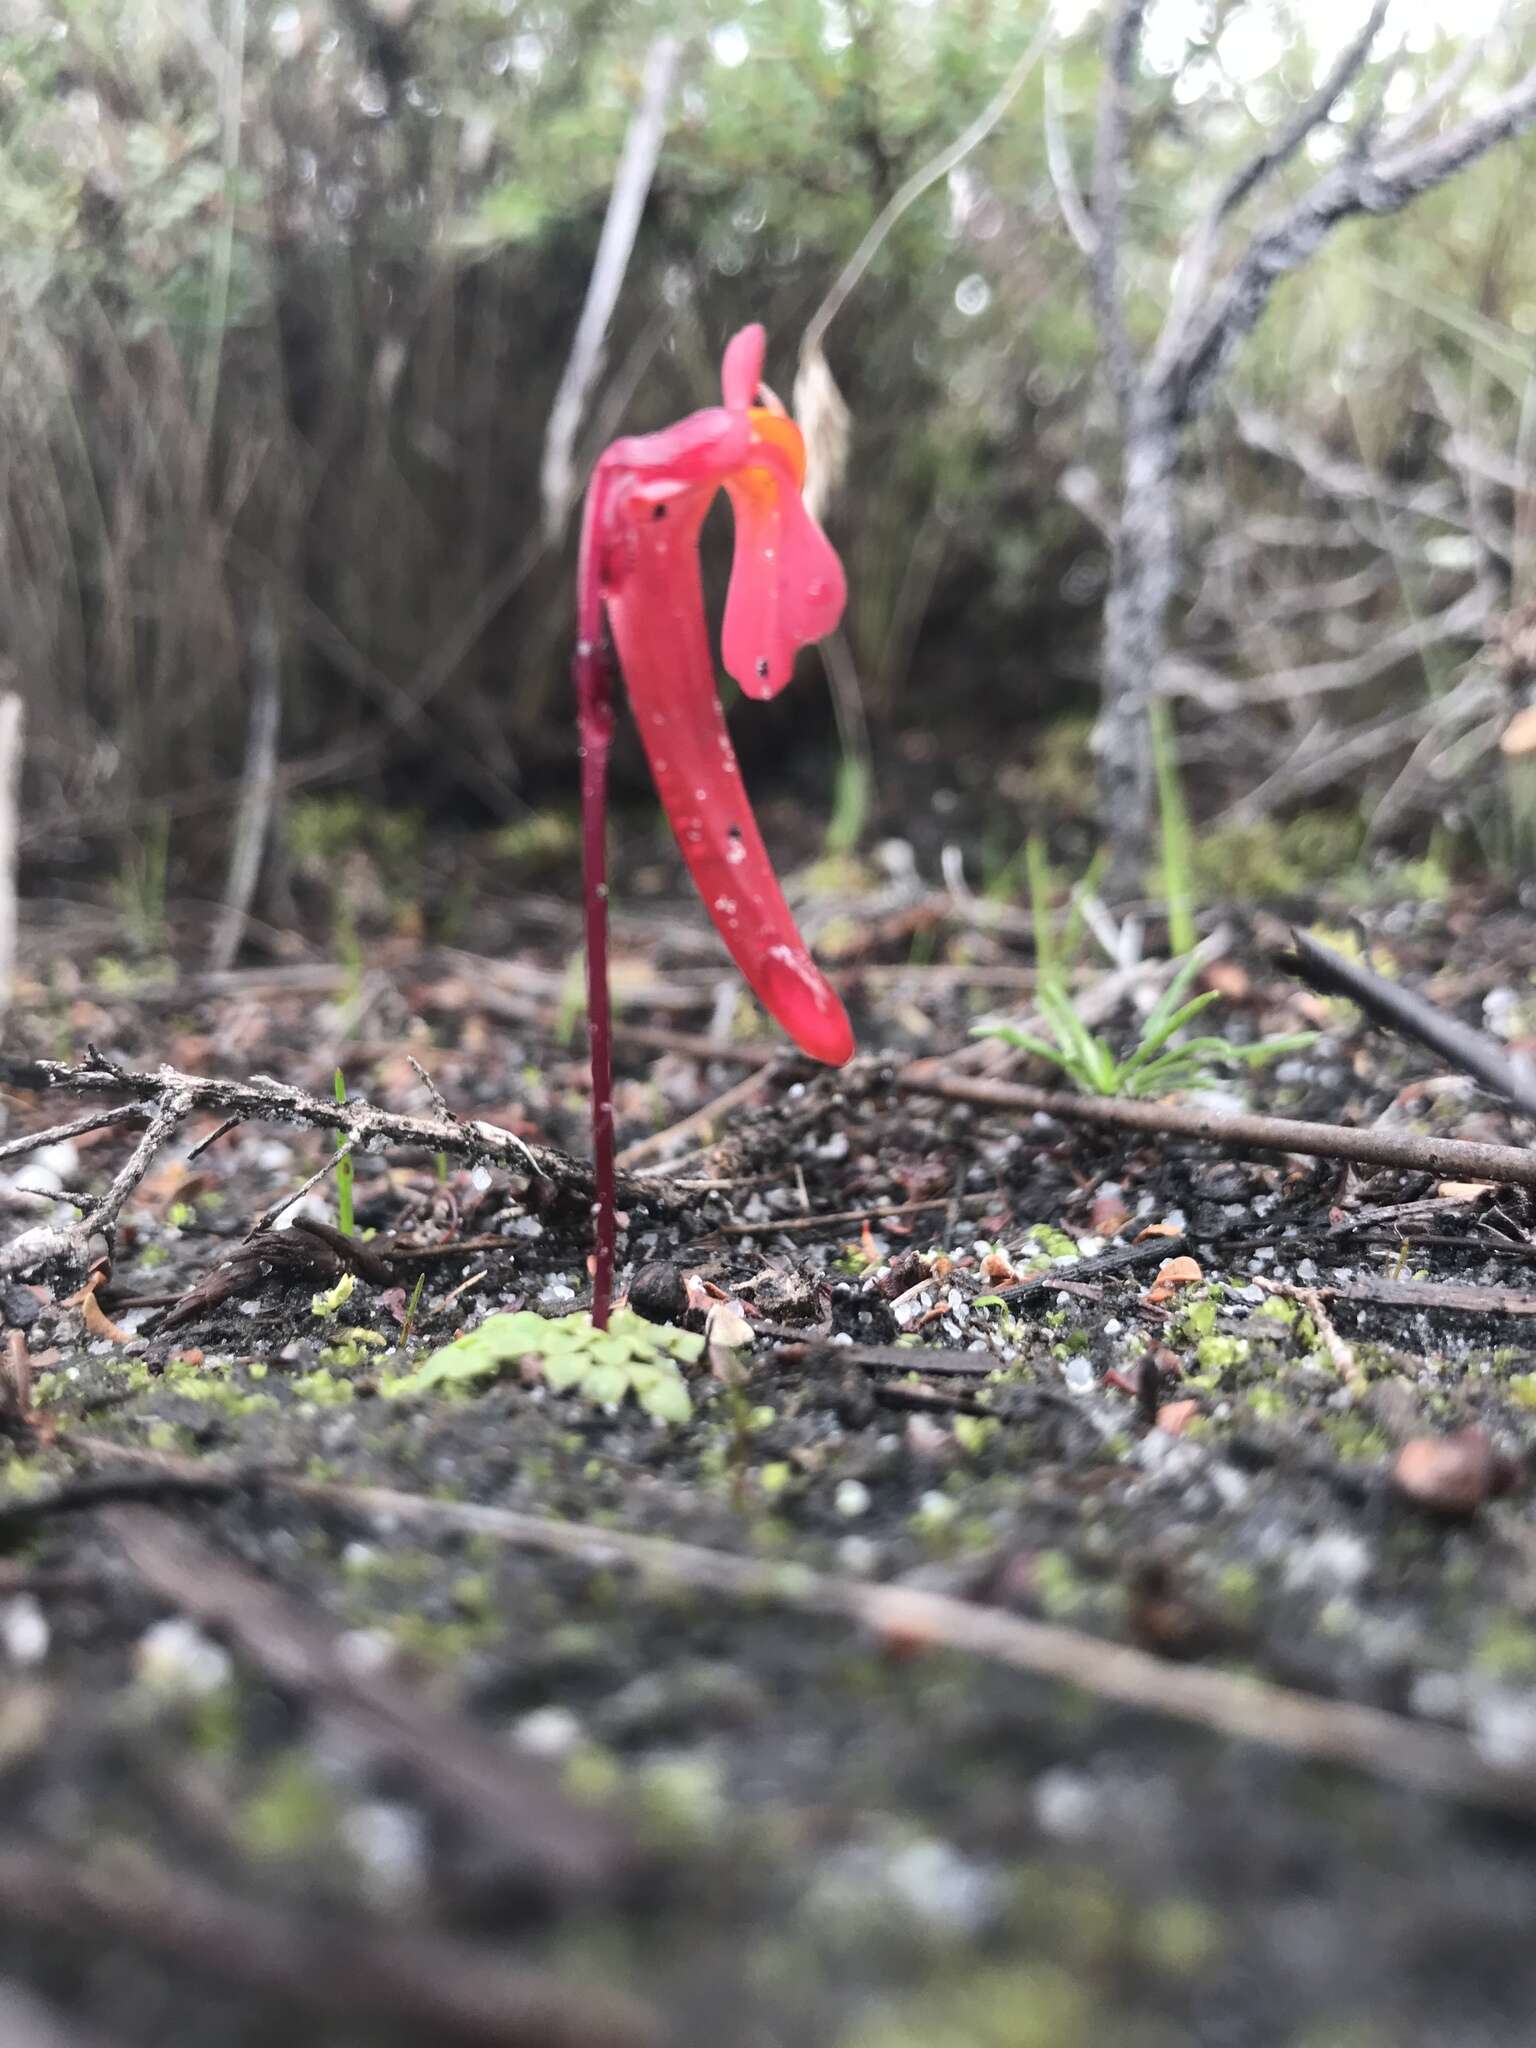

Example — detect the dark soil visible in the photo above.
[6,871,1536,2048]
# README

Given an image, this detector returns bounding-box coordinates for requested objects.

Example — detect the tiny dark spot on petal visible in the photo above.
[651,502,667,520]
[755,657,769,679]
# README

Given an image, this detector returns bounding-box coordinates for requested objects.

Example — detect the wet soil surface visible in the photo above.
[6,879,1536,2047]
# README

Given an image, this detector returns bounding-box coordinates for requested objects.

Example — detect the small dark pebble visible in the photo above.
[1,1286,41,1331]
[628,1261,690,1327]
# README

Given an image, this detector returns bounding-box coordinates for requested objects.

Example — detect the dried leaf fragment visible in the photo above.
[1155,1399,1201,1437]
[1145,1255,1203,1305]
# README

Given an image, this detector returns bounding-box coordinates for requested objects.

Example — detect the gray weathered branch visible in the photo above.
[539,33,680,543]
[0,1054,685,1281]
[1088,0,1148,422]
[1168,61,1536,424]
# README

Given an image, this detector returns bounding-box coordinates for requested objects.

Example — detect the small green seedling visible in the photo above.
[384,1307,702,1423]
[333,1068,355,1236]
[975,952,1313,1100]
[399,1273,426,1349]
[311,1272,356,1319]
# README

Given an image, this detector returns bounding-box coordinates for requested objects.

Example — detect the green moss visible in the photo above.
[846,1961,1095,2048]
[1188,814,1364,903]
[239,1750,342,1859]
[1320,1414,1389,1463]
[1033,1550,1089,1622]
[1195,1335,1249,1374]
[563,1743,624,1807]
[1216,1564,1259,1618]
[1474,1612,1536,1680]
[1138,1897,1221,1975]
[290,1367,357,1407]
[1255,1296,1301,1327]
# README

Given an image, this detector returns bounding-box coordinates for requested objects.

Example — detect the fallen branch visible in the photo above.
[0,1843,660,2048]
[896,1068,1536,1190]
[103,1505,641,1902]
[0,1977,125,2048]
[266,1470,1536,1819]
[0,1052,685,1281]
[67,1442,1536,1817]
[1323,1275,1536,1319]
[1282,927,1536,1122]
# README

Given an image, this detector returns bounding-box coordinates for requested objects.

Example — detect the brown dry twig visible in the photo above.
[0,1051,686,1282]
[101,1504,642,1903]
[898,1068,1536,1192]
[0,1842,660,2048]
[249,1468,1536,1819]
[59,1437,1536,1822]
[1282,927,1536,1122]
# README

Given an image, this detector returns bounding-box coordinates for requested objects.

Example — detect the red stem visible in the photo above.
[575,634,616,1328]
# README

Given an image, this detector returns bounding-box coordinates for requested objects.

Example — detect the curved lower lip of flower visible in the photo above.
[759,945,854,1067]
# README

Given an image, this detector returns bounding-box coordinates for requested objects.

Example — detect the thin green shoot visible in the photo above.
[555,949,586,1047]
[332,1068,355,1236]
[399,1272,426,1350]
[1025,834,1056,984]
[1150,701,1196,957]
[825,751,871,857]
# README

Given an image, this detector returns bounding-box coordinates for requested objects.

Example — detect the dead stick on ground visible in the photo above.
[282,1478,1536,1819]
[898,1068,1536,1190]
[102,1505,641,1899]
[0,1975,126,2048]
[66,1443,1536,1822]
[0,1844,660,2048]
[619,1062,781,1170]
[0,1053,685,1280]
[1255,1277,1362,1388]
[1283,926,1536,1119]
[714,1189,1002,1237]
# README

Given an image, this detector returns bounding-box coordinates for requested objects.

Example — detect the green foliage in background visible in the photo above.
[2,0,1532,876]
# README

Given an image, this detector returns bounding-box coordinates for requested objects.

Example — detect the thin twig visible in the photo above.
[896,1068,1536,1191]
[1255,1278,1363,1389]
[258,1471,1536,1820]
[208,592,282,973]
[798,18,1051,365]
[1088,0,1148,422]
[540,33,680,542]
[244,1139,355,1236]
[102,1505,641,1900]
[0,1055,684,1279]
[0,1102,146,1165]
[618,1063,780,1171]
[70,1441,1536,1816]
[1043,46,1097,255]
[0,1844,660,2048]
[1282,927,1536,1122]
[714,1190,1001,1238]
[1168,60,1536,423]
[1155,0,1390,376]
